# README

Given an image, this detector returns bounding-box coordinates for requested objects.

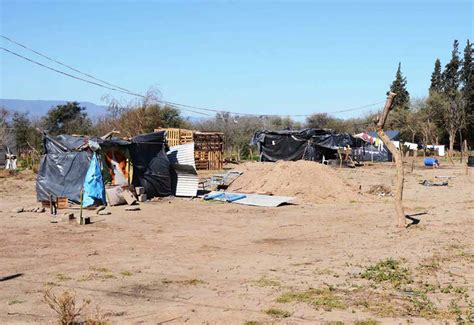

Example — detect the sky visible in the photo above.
[0,0,472,119]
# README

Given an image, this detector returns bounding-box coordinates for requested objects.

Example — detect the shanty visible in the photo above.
[1,3,473,324]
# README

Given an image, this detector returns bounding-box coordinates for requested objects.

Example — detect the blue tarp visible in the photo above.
[82,153,106,207]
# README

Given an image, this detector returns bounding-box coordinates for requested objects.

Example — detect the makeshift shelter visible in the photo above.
[353,130,401,162]
[36,131,172,204]
[251,129,359,162]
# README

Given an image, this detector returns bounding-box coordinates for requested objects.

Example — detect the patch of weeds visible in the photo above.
[355,319,379,325]
[8,299,25,305]
[79,272,116,282]
[277,287,346,311]
[441,284,468,296]
[178,279,206,286]
[314,268,334,276]
[162,278,206,286]
[56,273,72,282]
[360,259,412,288]
[120,271,133,277]
[264,308,292,318]
[406,290,438,318]
[90,267,112,273]
[418,282,437,293]
[419,255,442,272]
[253,276,280,288]
[448,299,463,321]
[243,321,260,325]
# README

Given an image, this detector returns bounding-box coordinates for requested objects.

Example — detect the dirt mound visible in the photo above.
[227,161,358,203]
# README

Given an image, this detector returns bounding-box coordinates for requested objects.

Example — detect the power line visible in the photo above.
[1,38,383,118]
[1,34,139,96]
[0,47,212,117]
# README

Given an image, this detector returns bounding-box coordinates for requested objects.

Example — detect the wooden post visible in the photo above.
[79,189,84,225]
[374,92,406,228]
[464,140,468,176]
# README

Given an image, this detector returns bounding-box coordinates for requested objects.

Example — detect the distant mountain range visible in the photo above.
[0,98,207,122]
[0,99,107,117]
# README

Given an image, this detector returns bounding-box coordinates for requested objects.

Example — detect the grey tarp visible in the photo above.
[36,151,91,202]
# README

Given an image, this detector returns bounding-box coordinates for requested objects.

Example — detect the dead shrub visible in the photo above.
[42,287,110,325]
[43,287,89,324]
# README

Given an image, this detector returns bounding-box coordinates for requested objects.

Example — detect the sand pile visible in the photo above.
[227,161,358,203]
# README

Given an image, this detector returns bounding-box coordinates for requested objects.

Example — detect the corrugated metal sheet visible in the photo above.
[167,143,195,167]
[167,143,198,197]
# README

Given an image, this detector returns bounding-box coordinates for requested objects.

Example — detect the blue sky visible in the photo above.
[0,0,472,118]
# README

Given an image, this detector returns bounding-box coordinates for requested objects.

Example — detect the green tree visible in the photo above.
[12,112,32,152]
[442,40,461,99]
[429,59,443,93]
[388,62,410,110]
[43,102,93,135]
[305,113,332,129]
[461,40,474,145]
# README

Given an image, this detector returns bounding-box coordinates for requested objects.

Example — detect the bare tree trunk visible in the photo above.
[448,132,455,165]
[375,92,406,228]
[459,130,463,163]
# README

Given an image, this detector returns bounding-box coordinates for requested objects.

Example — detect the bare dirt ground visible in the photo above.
[0,160,473,324]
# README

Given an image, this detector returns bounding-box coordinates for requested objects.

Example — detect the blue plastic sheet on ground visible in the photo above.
[82,153,106,207]
[424,157,439,167]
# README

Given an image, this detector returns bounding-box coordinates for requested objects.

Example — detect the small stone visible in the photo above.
[13,207,24,213]
[98,210,111,215]
[37,207,45,213]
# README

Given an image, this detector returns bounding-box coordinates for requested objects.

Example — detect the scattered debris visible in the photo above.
[210,171,243,190]
[125,206,140,211]
[204,191,294,207]
[12,207,46,213]
[121,189,137,205]
[419,180,448,187]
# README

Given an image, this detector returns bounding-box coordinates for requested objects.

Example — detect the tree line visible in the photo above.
[1,39,472,159]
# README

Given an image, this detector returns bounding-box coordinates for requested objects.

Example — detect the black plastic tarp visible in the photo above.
[251,129,358,162]
[129,131,171,198]
[313,133,358,150]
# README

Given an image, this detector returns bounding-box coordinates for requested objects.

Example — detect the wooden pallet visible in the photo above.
[155,128,194,147]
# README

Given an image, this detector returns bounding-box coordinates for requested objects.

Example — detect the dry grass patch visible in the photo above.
[264,308,292,318]
[253,276,280,288]
[277,287,346,311]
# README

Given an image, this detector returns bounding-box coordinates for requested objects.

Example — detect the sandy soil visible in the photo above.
[0,161,473,324]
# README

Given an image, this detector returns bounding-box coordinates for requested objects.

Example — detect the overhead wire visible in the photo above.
[1,35,383,118]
